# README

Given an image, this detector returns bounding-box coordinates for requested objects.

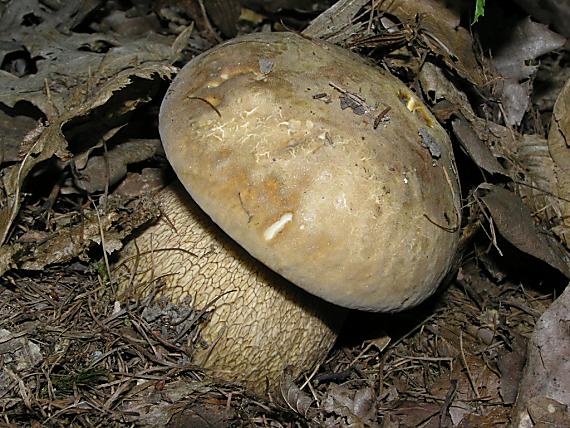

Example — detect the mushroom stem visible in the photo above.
[115,184,344,394]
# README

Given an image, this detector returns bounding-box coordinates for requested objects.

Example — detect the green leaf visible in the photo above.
[473,0,486,24]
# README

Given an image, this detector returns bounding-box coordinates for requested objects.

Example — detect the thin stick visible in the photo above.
[92,199,113,288]
[459,331,480,399]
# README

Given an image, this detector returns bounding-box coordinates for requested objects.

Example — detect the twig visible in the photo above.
[187,96,222,117]
[329,82,374,113]
[0,134,43,245]
[503,299,542,318]
[459,331,480,400]
[439,379,458,426]
[300,363,321,391]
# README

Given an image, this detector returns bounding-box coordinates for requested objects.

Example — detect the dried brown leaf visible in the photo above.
[0,27,177,118]
[98,9,161,37]
[515,134,557,201]
[513,285,570,426]
[0,111,37,164]
[114,168,167,199]
[0,123,67,247]
[459,118,569,250]
[120,380,221,425]
[479,185,570,277]
[457,408,511,427]
[302,0,369,43]
[493,18,566,82]
[382,400,441,427]
[467,116,518,160]
[513,0,570,37]
[527,396,570,427]
[0,62,175,252]
[419,62,475,117]
[74,139,162,193]
[547,76,570,245]
[452,116,508,176]
[279,366,315,417]
[322,384,376,426]
[379,0,487,86]
[497,335,527,404]
[244,0,331,13]
[204,0,240,37]
[16,195,160,270]
[0,0,101,34]
[512,133,570,249]
[0,328,43,370]
[492,17,566,126]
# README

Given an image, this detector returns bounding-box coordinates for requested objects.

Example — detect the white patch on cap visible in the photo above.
[264,213,293,241]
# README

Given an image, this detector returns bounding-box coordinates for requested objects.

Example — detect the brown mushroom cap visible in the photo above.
[159,32,461,311]
[116,184,343,394]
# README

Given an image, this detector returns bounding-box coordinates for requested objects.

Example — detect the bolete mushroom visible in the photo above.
[117,32,461,393]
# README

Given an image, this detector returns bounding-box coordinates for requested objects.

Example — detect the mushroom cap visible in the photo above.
[159,32,461,311]
[117,184,342,394]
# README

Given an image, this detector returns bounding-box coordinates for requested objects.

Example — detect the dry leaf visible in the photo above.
[479,185,570,277]
[74,139,162,193]
[379,0,486,86]
[452,116,508,176]
[417,61,508,178]
[382,400,441,427]
[547,76,570,245]
[97,8,162,37]
[419,62,476,118]
[16,195,160,271]
[244,0,331,13]
[0,0,101,35]
[321,384,376,426]
[0,0,179,250]
[114,168,167,199]
[0,111,38,164]
[526,396,570,427]
[302,0,369,43]
[510,76,570,248]
[120,380,222,425]
[513,0,570,37]
[204,0,241,37]
[279,366,315,417]
[0,328,43,370]
[497,335,527,404]
[513,285,570,426]
[0,62,175,249]
[458,408,511,427]
[492,17,566,126]
[0,28,174,118]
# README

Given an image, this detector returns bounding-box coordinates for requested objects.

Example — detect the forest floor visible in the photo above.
[1,0,569,426]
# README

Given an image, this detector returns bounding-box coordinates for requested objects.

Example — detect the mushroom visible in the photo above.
[116,32,461,394]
